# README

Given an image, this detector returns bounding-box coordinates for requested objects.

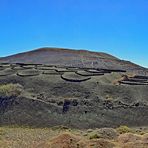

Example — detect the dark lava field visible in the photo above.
[0,48,148,128]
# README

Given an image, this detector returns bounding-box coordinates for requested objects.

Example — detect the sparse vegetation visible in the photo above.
[51,125,70,131]
[0,83,23,97]
[0,128,5,136]
[57,100,63,106]
[116,125,134,134]
[0,126,146,148]
[89,133,101,139]
[105,94,114,101]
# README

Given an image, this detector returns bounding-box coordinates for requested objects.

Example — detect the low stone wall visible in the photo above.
[76,71,104,76]
[17,69,40,77]
[61,73,91,82]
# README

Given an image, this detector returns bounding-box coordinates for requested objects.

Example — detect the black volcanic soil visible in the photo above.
[0,48,148,129]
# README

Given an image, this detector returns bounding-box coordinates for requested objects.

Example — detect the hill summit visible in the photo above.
[0,47,146,73]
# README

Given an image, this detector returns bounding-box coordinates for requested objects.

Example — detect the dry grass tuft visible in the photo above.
[0,83,23,97]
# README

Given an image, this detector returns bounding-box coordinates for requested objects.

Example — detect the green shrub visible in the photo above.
[116,125,134,134]
[0,129,4,136]
[0,128,5,140]
[0,83,23,97]
[52,125,69,131]
[89,133,101,139]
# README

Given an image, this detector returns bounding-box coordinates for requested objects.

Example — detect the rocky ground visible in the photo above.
[0,63,148,128]
[0,126,148,148]
[0,48,148,147]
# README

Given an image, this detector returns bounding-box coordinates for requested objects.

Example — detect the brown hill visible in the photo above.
[0,47,146,72]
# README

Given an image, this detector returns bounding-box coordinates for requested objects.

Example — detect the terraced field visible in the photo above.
[0,63,128,83]
[0,63,148,85]
[0,62,148,129]
[0,48,148,129]
[119,75,148,85]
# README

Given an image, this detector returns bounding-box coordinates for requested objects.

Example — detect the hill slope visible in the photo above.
[0,47,148,129]
[0,47,146,72]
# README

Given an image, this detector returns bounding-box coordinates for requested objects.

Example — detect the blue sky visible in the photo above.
[0,0,148,67]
